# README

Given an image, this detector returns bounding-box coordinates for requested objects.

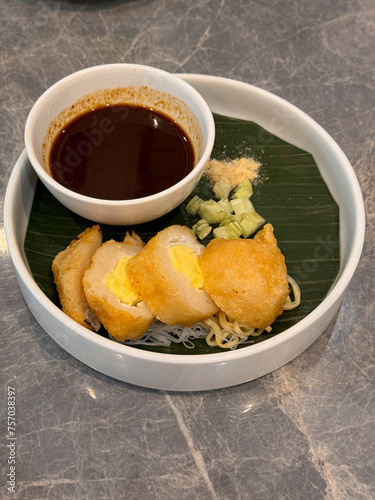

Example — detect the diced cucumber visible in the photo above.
[186,195,204,215]
[232,179,253,199]
[198,200,226,224]
[230,197,254,215]
[192,219,212,240]
[213,182,231,200]
[217,197,234,214]
[239,211,265,237]
[219,213,241,226]
[187,174,266,241]
[197,225,212,239]
[213,221,243,240]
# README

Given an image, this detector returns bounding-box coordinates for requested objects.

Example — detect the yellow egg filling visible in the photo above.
[169,245,203,289]
[105,257,140,306]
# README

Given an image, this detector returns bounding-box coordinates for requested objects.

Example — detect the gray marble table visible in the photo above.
[1,1,374,498]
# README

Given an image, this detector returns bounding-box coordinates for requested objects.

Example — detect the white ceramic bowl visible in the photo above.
[24,64,215,225]
[5,74,365,391]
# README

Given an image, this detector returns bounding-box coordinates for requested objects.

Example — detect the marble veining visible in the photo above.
[1,0,374,498]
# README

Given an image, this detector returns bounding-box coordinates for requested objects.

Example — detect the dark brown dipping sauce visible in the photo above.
[49,104,195,200]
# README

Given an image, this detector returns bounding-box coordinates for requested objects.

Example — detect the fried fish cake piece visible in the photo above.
[82,233,155,342]
[127,225,218,326]
[52,225,102,331]
[199,224,289,329]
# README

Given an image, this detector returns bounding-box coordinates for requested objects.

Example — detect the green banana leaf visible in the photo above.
[24,113,340,354]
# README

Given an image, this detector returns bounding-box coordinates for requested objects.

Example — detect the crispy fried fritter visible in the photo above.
[52,225,102,331]
[127,225,218,326]
[82,234,154,342]
[199,224,289,329]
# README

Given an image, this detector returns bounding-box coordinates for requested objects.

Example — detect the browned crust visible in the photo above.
[82,288,154,342]
[199,224,289,329]
[127,225,218,326]
[82,239,155,342]
[51,225,102,331]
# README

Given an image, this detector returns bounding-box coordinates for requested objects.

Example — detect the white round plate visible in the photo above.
[4,75,365,391]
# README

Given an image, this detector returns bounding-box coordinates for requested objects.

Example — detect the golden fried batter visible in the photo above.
[127,225,218,326]
[52,225,102,331]
[82,234,154,342]
[199,224,289,329]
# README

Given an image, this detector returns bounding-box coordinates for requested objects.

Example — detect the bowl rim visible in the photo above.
[4,73,366,387]
[24,63,216,207]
